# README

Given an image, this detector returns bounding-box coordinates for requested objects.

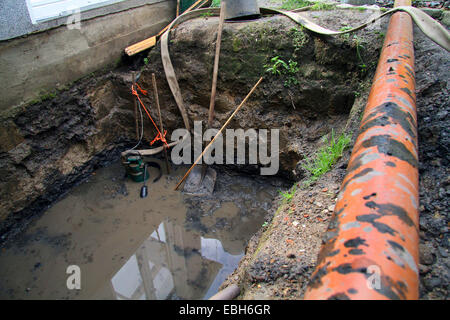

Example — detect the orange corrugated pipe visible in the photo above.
[304,0,419,300]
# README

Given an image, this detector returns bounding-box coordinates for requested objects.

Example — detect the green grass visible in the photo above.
[375,31,385,40]
[211,0,220,7]
[29,91,57,105]
[339,26,352,32]
[310,2,336,11]
[348,6,367,12]
[200,11,213,17]
[281,0,311,10]
[339,26,352,40]
[302,129,352,183]
[279,184,297,203]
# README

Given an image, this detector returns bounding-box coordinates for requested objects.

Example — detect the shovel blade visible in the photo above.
[183,165,216,196]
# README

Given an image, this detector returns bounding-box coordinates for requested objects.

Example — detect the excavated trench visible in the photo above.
[0,9,391,299]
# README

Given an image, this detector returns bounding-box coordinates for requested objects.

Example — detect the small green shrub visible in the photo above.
[264,56,300,87]
[264,56,288,76]
[290,27,308,53]
[279,184,297,203]
[353,36,367,73]
[29,91,57,105]
[303,130,352,182]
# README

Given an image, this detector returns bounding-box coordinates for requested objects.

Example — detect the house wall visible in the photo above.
[0,0,175,112]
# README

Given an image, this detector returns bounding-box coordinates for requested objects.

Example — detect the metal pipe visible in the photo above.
[304,0,419,300]
[209,284,240,300]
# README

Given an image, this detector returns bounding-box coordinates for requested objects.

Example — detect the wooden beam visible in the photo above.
[124,0,209,56]
[125,36,156,56]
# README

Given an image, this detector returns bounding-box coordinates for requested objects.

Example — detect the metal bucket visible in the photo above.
[223,0,260,21]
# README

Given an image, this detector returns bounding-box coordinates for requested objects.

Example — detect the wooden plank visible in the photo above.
[125,36,156,56]
[124,0,208,56]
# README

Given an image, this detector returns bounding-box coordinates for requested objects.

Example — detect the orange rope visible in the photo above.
[131,84,169,148]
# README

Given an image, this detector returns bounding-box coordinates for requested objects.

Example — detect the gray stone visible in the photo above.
[438,246,448,258]
[419,243,435,265]
[421,8,443,20]
[441,10,450,27]
[424,277,442,291]
[419,264,430,275]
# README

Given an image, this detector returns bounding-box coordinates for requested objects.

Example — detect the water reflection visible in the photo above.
[110,220,243,300]
[0,162,282,300]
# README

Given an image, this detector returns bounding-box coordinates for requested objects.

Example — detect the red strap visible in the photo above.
[131,84,169,148]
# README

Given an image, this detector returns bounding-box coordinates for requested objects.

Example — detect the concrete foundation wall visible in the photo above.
[0,0,175,112]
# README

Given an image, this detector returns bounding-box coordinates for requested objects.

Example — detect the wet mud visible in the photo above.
[0,161,285,300]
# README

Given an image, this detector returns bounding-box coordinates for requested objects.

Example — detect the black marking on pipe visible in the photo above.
[308,263,329,289]
[365,201,415,227]
[344,237,368,248]
[356,214,398,236]
[328,249,340,257]
[347,288,358,294]
[363,192,377,200]
[403,65,415,81]
[387,59,399,63]
[400,87,414,101]
[386,161,396,167]
[331,263,404,300]
[349,249,365,255]
[387,239,405,252]
[327,292,350,300]
[360,102,417,141]
[346,153,373,174]
[341,167,374,192]
[333,263,367,275]
[361,135,418,168]
[377,275,404,300]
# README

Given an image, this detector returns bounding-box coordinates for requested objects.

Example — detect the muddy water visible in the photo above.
[0,160,281,300]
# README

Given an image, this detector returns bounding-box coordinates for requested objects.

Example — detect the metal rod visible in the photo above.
[152,73,170,174]
[304,0,419,300]
[207,1,226,127]
[200,1,226,184]
[133,72,139,141]
[174,77,263,191]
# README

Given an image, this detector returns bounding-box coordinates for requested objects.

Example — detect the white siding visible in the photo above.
[26,0,126,23]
